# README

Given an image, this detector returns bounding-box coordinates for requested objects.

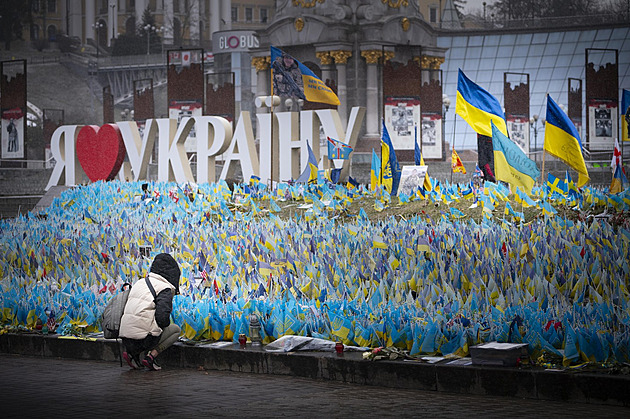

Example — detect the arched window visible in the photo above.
[125,16,136,35]
[47,25,57,41]
[31,24,40,41]
[98,20,108,47]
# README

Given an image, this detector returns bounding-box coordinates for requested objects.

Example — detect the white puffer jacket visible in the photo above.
[119,272,175,340]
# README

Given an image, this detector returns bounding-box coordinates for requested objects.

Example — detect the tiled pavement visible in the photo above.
[0,353,627,418]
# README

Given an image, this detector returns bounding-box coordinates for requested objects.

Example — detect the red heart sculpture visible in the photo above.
[76,124,126,182]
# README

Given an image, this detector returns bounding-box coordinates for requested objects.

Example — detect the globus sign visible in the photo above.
[213,30,259,53]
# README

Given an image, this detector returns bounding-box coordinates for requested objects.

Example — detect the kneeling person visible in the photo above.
[120,253,181,370]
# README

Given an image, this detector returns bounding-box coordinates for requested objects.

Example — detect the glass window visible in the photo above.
[260,8,268,23]
[449,48,465,59]
[569,54,584,68]
[543,43,561,56]
[468,36,484,47]
[515,34,532,45]
[509,56,526,69]
[231,6,237,22]
[527,44,545,57]
[430,7,437,23]
[483,36,500,46]
[452,37,467,47]
[531,33,547,44]
[466,47,482,60]
[596,28,613,40]
[48,0,56,13]
[478,58,494,71]
[497,45,512,57]
[563,31,579,43]
[555,55,572,67]
[245,7,252,22]
[547,32,564,44]
[499,34,516,46]
[481,46,498,59]
[610,27,629,41]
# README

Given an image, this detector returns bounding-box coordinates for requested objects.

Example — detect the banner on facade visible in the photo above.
[1,108,25,159]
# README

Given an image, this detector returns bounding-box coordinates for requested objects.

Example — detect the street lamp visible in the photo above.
[110,4,116,45]
[529,114,545,152]
[144,24,155,55]
[92,22,104,59]
[121,109,134,121]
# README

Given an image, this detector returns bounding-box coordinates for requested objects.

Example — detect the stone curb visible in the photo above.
[1,333,628,407]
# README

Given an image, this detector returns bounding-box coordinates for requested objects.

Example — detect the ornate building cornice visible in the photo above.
[361,50,382,64]
[418,55,444,69]
[330,50,352,65]
[381,0,408,8]
[292,0,324,8]
[252,56,271,72]
[315,51,333,65]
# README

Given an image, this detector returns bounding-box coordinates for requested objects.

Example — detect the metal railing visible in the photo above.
[0,158,54,170]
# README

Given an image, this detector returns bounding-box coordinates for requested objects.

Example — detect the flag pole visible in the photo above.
[270,63,275,190]
[541,148,546,187]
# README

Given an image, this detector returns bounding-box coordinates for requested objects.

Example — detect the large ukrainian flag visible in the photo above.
[456,69,508,137]
[544,94,589,187]
[271,46,340,106]
[491,121,540,194]
[380,120,400,194]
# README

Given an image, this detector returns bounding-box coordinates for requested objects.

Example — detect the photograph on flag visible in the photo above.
[271,46,340,106]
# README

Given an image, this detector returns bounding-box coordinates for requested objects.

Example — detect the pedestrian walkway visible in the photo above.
[1,354,627,418]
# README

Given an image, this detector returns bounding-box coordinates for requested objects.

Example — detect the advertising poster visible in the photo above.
[507,116,529,154]
[588,100,617,150]
[398,165,428,196]
[169,100,203,153]
[1,108,25,159]
[384,97,421,150]
[420,112,443,160]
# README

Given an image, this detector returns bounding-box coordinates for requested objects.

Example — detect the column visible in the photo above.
[252,56,271,142]
[163,0,174,46]
[135,0,148,22]
[66,0,83,39]
[221,0,231,30]
[190,0,200,45]
[85,0,95,44]
[330,50,352,128]
[252,56,270,97]
[210,0,220,39]
[361,49,382,137]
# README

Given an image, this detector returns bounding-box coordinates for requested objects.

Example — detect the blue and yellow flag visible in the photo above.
[370,149,381,191]
[295,140,318,183]
[455,69,508,137]
[271,46,340,106]
[544,95,589,187]
[622,89,630,142]
[327,136,353,159]
[546,173,568,197]
[491,121,539,194]
[381,120,400,195]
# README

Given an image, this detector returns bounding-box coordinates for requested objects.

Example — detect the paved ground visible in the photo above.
[0,354,627,418]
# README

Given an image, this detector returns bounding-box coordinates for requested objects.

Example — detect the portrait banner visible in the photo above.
[2,108,25,159]
[384,96,421,151]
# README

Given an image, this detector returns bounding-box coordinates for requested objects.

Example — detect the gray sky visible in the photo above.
[461,0,499,16]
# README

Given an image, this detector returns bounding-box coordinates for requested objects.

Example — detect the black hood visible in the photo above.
[150,253,180,292]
